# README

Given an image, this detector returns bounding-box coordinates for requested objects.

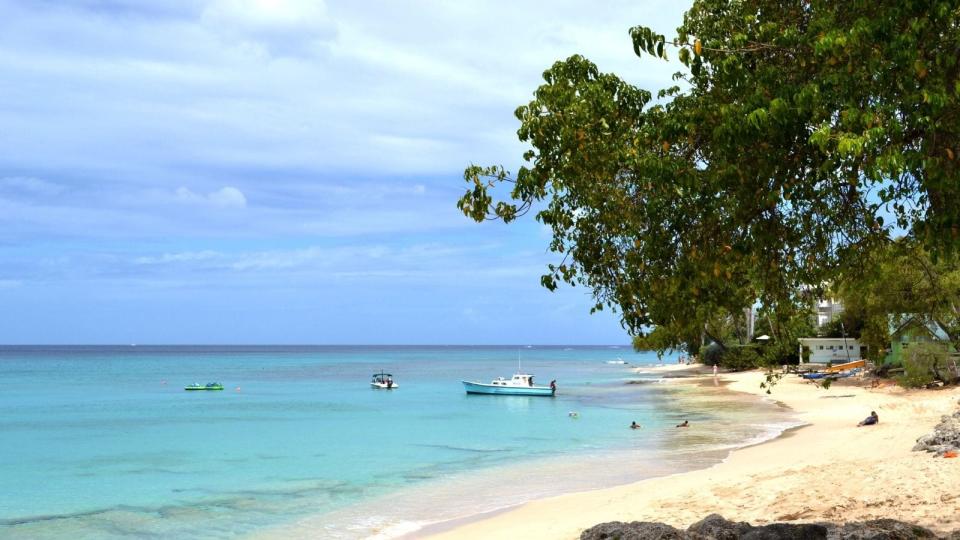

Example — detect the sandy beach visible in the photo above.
[422,367,960,539]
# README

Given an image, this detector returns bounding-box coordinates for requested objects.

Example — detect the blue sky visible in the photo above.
[0,0,688,344]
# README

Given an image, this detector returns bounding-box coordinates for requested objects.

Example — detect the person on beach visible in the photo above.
[630,421,641,429]
[712,364,718,376]
[676,420,689,428]
[857,411,879,427]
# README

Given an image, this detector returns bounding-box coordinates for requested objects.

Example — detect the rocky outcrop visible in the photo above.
[580,520,687,539]
[829,518,939,538]
[913,399,960,456]
[580,514,947,540]
[686,514,753,539]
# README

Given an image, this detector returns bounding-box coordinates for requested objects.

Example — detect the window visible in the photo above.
[849,346,854,350]
[818,346,824,350]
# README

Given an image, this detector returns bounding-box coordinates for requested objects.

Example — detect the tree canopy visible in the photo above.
[458,0,960,351]
[836,238,960,361]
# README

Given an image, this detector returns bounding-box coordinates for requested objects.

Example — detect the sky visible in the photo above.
[0,0,689,344]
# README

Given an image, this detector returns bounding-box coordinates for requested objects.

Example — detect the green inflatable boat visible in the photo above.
[185,382,224,391]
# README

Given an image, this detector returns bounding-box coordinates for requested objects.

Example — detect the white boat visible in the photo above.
[370,371,398,389]
[461,373,556,396]
[606,358,627,364]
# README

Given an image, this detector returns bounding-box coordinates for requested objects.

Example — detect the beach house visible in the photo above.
[798,337,865,365]
[883,316,954,366]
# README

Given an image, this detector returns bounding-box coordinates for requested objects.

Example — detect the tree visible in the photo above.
[836,238,960,359]
[458,1,960,351]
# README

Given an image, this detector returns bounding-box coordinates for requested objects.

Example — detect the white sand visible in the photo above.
[422,369,960,539]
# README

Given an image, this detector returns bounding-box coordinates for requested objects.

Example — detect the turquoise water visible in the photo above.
[0,346,797,539]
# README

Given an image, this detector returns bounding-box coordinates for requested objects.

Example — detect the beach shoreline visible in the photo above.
[419,367,960,539]
[245,360,797,540]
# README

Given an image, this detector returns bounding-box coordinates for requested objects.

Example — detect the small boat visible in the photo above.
[370,371,398,389]
[185,382,224,391]
[606,358,627,364]
[824,359,866,373]
[461,373,556,396]
[802,368,862,380]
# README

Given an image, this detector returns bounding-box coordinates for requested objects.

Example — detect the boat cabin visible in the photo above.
[371,372,394,384]
[489,374,535,387]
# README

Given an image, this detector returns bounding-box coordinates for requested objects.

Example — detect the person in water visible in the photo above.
[676,420,689,428]
[528,376,534,387]
[550,379,557,391]
[630,421,641,429]
[857,411,879,427]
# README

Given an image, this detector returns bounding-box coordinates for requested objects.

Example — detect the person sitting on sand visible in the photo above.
[676,420,689,428]
[630,421,641,429]
[857,411,879,427]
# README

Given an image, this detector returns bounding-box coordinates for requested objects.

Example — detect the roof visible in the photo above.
[888,315,950,341]
[797,337,862,342]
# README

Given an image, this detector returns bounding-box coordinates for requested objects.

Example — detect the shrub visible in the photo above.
[700,343,724,366]
[761,342,799,366]
[897,343,954,388]
[721,345,763,371]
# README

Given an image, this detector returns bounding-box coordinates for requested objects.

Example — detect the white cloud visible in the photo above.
[0,176,66,197]
[134,250,223,265]
[175,186,248,208]
[201,0,336,56]
[208,186,248,208]
[0,0,689,178]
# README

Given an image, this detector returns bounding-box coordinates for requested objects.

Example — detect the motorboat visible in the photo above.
[606,358,628,364]
[461,373,556,396]
[185,382,224,391]
[371,371,398,389]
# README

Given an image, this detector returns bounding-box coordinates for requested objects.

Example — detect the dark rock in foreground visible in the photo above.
[580,514,947,540]
[829,518,939,538]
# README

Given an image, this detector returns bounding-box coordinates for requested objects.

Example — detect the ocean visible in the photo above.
[0,346,799,539]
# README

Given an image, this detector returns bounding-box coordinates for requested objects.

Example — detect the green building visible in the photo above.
[884,316,954,366]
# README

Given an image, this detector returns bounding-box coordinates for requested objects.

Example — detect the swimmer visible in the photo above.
[630,421,641,429]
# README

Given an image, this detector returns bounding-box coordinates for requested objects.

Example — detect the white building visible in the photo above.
[798,337,865,365]
[816,298,844,328]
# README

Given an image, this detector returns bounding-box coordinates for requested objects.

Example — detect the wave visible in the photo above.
[411,444,514,454]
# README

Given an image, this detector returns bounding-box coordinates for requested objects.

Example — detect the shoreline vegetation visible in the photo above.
[418,364,960,540]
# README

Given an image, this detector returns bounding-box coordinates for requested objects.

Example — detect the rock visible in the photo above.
[827,519,939,539]
[581,516,952,540]
[687,514,753,539]
[913,410,960,455]
[580,521,687,540]
[741,523,827,539]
